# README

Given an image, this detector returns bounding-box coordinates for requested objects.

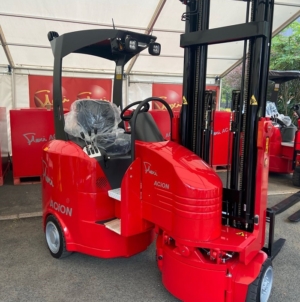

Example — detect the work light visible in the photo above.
[148,42,161,56]
[125,36,138,52]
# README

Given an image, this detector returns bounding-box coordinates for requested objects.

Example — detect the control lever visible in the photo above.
[80,132,91,155]
[87,130,95,154]
[93,128,99,152]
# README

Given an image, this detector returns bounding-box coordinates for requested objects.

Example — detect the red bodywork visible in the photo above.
[269,120,300,173]
[42,118,271,301]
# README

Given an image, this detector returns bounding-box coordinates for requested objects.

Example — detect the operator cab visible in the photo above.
[48,29,166,189]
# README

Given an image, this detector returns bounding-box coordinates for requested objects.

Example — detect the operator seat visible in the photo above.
[66,99,131,156]
[266,101,296,142]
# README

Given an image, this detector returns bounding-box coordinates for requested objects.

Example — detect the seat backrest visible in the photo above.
[131,112,164,142]
[75,100,117,134]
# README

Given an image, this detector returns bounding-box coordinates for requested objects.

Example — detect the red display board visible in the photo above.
[148,110,231,167]
[152,83,183,112]
[150,110,172,140]
[152,83,220,112]
[10,109,60,184]
[28,75,112,110]
[0,107,9,185]
[211,111,231,167]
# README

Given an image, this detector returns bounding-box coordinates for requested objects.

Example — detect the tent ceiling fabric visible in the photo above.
[0,0,300,77]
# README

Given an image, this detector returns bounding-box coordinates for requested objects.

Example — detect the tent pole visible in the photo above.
[11,69,16,108]
[0,26,14,68]
[125,0,167,75]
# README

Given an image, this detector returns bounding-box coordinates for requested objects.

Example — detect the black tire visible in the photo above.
[292,167,300,187]
[246,258,273,302]
[45,215,71,259]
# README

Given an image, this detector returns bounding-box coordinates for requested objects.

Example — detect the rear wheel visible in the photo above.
[292,167,300,187]
[246,258,273,302]
[45,215,71,259]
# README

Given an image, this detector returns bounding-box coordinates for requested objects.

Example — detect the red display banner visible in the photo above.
[28,75,112,110]
[152,83,182,112]
[152,83,220,111]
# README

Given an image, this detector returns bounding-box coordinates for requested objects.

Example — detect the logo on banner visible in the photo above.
[34,90,69,109]
[77,91,109,101]
[152,90,183,112]
[213,128,229,136]
[23,133,55,145]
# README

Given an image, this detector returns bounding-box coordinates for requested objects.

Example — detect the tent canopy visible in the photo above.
[0,0,300,78]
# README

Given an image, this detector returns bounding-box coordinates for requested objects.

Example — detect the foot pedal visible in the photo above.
[271,191,300,215]
[104,218,121,234]
[288,209,300,222]
[108,188,121,201]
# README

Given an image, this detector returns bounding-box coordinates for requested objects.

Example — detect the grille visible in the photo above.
[96,177,108,189]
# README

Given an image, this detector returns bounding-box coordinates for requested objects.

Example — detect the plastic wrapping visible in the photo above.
[64,99,131,155]
[96,131,131,155]
[266,101,291,126]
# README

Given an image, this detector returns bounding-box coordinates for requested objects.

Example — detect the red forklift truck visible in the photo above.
[267,70,300,182]
[42,0,284,301]
[266,70,300,222]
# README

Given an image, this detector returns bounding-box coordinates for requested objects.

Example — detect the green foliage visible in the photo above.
[270,21,300,122]
[221,19,300,122]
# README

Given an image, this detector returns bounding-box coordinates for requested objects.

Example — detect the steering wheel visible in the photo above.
[120,101,150,121]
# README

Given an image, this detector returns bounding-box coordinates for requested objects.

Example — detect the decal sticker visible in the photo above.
[154,181,170,190]
[236,232,245,237]
[50,200,72,217]
[144,162,158,176]
[250,95,258,106]
[42,160,54,187]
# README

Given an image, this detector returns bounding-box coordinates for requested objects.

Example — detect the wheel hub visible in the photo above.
[260,266,273,302]
[46,221,60,254]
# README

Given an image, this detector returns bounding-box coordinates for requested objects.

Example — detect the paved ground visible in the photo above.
[0,170,300,301]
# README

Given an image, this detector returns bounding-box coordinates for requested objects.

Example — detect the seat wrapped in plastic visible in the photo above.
[64,99,131,155]
[266,101,292,126]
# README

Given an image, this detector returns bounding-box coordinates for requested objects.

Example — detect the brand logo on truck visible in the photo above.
[50,200,73,217]
[144,162,158,176]
[154,181,170,190]
[23,133,55,145]
[42,160,54,187]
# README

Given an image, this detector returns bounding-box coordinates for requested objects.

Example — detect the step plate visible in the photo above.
[104,218,121,234]
[108,188,121,201]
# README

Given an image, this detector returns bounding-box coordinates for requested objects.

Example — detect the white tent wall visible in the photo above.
[0,73,12,154]
[0,0,300,155]
[15,74,29,108]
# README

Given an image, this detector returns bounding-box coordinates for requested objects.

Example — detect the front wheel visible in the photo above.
[246,258,273,302]
[45,215,71,259]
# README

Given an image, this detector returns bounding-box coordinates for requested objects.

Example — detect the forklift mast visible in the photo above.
[180,0,274,232]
